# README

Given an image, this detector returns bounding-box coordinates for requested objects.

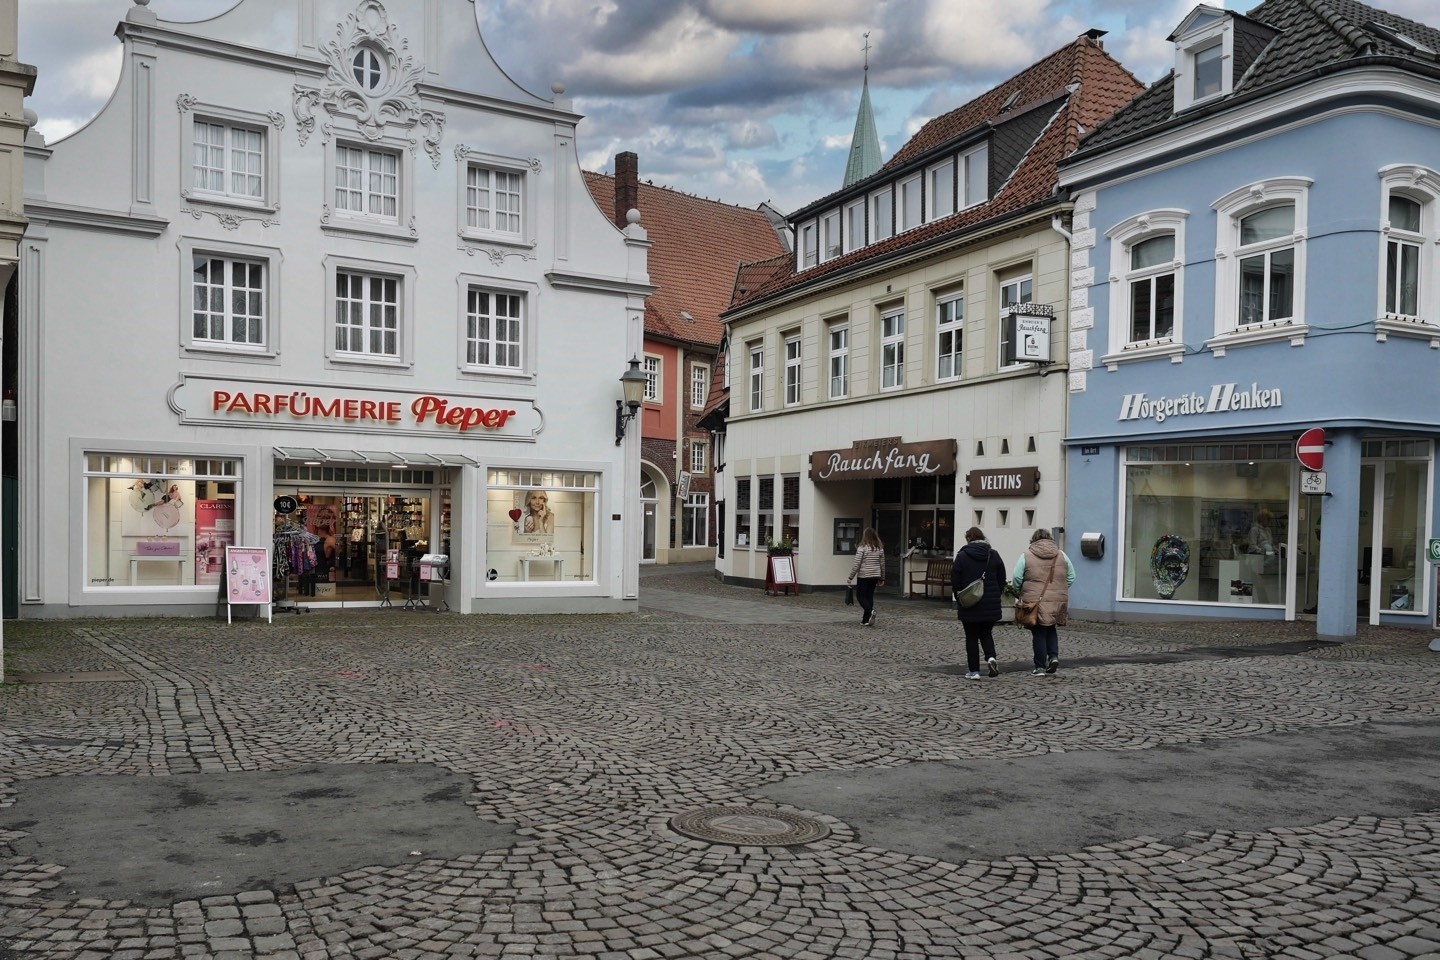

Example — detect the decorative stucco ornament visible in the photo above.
[293,0,446,166]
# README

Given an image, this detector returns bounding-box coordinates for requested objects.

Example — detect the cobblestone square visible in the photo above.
[2,564,1438,959]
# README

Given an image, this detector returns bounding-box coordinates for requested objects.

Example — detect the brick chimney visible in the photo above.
[614,151,638,229]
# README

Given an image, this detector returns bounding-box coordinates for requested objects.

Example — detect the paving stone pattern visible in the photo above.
[1,565,1439,958]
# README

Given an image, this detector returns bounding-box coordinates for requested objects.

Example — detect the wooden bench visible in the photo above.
[908,558,951,599]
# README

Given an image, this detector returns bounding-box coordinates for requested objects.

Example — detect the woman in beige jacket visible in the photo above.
[1011,529,1076,675]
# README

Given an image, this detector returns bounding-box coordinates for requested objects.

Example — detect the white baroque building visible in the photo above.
[19,0,651,616]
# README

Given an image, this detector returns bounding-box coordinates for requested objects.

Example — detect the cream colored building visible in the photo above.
[719,34,1145,595]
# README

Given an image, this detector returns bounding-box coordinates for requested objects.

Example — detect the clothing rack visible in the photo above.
[272,521,320,613]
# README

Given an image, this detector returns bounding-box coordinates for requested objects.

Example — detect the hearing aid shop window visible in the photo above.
[1122,444,1291,605]
[485,469,598,583]
[84,454,241,589]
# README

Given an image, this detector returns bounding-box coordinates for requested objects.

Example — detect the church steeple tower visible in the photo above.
[843,32,882,188]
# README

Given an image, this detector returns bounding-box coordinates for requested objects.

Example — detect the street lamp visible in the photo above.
[615,356,647,445]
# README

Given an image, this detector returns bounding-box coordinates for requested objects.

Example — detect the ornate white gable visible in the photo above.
[293,0,446,166]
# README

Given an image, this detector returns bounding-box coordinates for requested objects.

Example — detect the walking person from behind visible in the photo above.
[1012,528,1076,675]
[951,527,1006,679]
[846,527,886,627]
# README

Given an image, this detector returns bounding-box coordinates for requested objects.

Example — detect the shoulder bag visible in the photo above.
[1013,554,1057,628]
[955,545,991,609]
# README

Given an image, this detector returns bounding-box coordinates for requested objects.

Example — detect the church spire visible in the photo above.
[843,32,881,188]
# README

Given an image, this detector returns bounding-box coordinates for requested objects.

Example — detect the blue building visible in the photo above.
[1057,0,1440,640]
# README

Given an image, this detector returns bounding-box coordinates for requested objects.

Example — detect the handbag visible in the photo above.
[844,585,855,606]
[1014,552,1058,627]
[955,545,990,609]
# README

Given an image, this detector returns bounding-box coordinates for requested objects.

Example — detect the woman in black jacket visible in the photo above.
[951,526,1006,679]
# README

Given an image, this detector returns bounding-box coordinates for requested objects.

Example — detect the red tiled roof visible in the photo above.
[584,172,787,349]
[728,36,1145,311]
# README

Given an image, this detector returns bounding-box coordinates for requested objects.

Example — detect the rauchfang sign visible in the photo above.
[168,375,537,439]
[810,437,957,482]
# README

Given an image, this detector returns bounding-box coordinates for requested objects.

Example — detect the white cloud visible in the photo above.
[699,0,874,31]
[822,133,853,150]
[567,8,741,93]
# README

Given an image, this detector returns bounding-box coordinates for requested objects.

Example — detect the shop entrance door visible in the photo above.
[640,475,657,563]
[874,508,904,595]
[274,490,433,607]
[1296,494,1322,617]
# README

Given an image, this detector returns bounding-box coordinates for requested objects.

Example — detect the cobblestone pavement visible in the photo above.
[2,564,1439,959]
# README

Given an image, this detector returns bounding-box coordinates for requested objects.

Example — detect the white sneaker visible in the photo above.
[987,657,999,678]
[964,671,981,680]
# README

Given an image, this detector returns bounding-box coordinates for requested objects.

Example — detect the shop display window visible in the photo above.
[1122,447,1289,604]
[485,469,598,582]
[84,454,240,589]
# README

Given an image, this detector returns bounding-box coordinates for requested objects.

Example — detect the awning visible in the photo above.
[273,447,479,466]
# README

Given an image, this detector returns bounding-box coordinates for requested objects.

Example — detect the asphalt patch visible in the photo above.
[760,719,1440,862]
[0,763,520,906]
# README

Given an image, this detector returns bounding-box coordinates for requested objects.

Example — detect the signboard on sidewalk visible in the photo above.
[223,546,272,624]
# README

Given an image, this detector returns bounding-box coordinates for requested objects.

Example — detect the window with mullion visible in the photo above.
[690,364,709,409]
[881,310,905,389]
[999,274,1033,366]
[193,255,265,347]
[336,145,398,220]
[748,343,763,412]
[936,294,963,380]
[1127,235,1176,343]
[683,492,709,547]
[643,356,661,402]
[192,121,263,201]
[466,166,522,236]
[784,335,801,406]
[690,441,707,475]
[465,289,523,369]
[335,271,399,358]
[828,325,849,399]
[1386,195,1422,318]
[1236,205,1295,326]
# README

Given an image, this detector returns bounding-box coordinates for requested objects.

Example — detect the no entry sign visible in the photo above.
[1296,428,1326,470]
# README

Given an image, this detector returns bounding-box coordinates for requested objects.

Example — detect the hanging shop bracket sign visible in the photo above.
[809,437,957,482]
[168,375,540,440]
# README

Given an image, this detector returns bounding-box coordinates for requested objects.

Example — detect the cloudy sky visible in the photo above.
[18,0,1439,215]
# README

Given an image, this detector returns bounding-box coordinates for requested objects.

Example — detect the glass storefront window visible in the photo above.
[84,454,241,589]
[1123,455,1289,604]
[485,468,599,583]
[1370,459,1427,615]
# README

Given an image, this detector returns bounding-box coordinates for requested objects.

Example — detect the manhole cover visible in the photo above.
[669,807,830,846]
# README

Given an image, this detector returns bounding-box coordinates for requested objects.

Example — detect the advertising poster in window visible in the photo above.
[512,489,555,544]
[122,478,196,538]
[194,499,236,585]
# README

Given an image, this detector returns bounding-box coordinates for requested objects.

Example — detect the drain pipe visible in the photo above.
[1049,213,1073,557]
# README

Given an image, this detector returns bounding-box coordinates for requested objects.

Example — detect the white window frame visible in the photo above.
[323,254,416,369]
[323,132,415,242]
[1173,14,1234,112]
[457,273,538,379]
[880,308,905,391]
[682,491,709,547]
[690,440,708,475]
[643,354,662,403]
[1210,177,1311,350]
[783,333,802,407]
[799,221,818,269]
[961,143,989,208]
[828,323,849,400]
[899,175,922,232]
[871,188,894,243]
[748,342,764,412]
[178,236,280,359]
[690,363,709,409]
[1376,164,1440,337]
[177,101,281,213]
[456,150,535,250]
[998,270,1033,370]
[936,292,964,382]
[820,210,841,262]
[1104,209,1188,366]
[844,199,866,254]
[927,158,955,222]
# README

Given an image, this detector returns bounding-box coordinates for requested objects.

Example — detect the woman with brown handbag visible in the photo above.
[1011,528,1076,675]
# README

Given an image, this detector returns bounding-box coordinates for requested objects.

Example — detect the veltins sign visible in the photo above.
[967,467,1040,498]
[810,437,957,483]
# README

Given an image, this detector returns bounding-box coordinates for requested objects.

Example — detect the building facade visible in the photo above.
[19,0,651,617]
[1058,0,1440,640]
[586,154,786,565]
[719,35,1144,594]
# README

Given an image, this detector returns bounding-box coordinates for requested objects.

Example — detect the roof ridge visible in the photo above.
[1294,0,1378,54]
[584,169,772,214]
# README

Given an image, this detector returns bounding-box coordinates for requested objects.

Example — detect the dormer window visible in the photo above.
[1171,6,1234,112]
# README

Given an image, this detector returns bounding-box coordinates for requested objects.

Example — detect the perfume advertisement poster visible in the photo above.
[512,489,555,544]
[225,546,272,605]
[194,500,236,585]
[122,478,196,538]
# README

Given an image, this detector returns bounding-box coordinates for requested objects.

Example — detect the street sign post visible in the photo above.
[1296,428,1326,471]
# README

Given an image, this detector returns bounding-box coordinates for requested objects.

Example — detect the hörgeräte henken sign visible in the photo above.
[1118,382,1283,424]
